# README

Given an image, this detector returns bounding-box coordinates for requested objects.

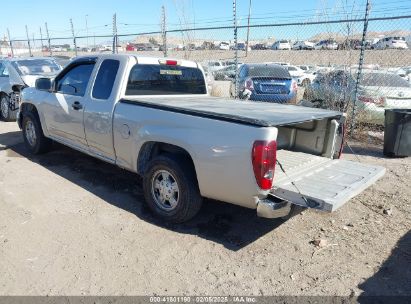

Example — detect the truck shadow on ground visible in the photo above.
[0,131,284,251]
[358,230,411,302]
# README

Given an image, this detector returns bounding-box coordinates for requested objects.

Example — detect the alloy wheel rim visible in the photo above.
[25,120,37,147]
[151,169,180,211]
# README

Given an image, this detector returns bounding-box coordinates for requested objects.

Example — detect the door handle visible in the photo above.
[72,101,83,110]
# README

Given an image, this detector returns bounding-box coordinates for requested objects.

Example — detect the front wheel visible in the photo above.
[0,95,17,121]
[143,154,203,223]
[22,111,52,154]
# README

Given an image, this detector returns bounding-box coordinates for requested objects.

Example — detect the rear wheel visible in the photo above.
[22,111,52,154]
[0,95,17,121]
[143,154,202,223]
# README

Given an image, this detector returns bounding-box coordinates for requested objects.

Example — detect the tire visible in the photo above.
[22,111,52,154]
[0,95,17,121]
[143,154,203,223]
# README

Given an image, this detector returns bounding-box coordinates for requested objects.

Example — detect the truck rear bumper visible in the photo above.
[256,196,292,218]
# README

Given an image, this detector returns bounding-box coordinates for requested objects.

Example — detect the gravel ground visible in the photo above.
[0,121,410,296]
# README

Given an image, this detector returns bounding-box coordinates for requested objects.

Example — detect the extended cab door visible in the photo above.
[44,60,96,147]
[83,57,124,162]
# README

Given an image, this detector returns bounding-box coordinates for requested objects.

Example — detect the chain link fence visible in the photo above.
[1,15,410,138]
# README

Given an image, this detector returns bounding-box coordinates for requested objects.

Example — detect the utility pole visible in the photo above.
[45,22,52,56]
[70,18,78,56]
[112,13,118,54]
[350,0,371,135]
[25,25,33,57]
[161,5,167,57]
[233,0,238,99]
[245,0,252,57]
[39,27,44,54]
[7,28,14,57]
[85,15,89,49]
[32,33,36,51]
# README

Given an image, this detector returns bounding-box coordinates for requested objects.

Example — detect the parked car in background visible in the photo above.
[314,39,338,50]
[251,43,269,50]
[303,70,411,124]
[230,63,297,103]
[298,65,316,72]
[286,65,305,78]
[297,70,318,87]
[373,37,408,49]
[0,57,62,121]
[213,64,239,81]
[219,42,230,50]
[52,55,72,68]
[232,42,250,51]
[271,40,292,50]
[292,41,315,50]
[203,60,226,73]
[338,39,361,50]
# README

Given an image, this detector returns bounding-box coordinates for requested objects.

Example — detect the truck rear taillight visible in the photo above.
[245,78,254,91]
[252,140,277,190]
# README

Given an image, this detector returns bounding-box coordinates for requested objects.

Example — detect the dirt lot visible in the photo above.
[0,121,410,296]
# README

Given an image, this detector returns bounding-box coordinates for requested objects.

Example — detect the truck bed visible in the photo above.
[120,96,342,127]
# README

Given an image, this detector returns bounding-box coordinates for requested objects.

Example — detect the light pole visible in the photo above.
[245,0,252,57]
[85,15,89,50]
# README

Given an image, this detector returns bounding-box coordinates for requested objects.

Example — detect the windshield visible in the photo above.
[12,59,61,76]
[126,64,206,95]
[362,73,410,88]
[248,65,291,78]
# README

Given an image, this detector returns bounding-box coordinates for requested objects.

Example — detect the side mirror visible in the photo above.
[35,78,52,91]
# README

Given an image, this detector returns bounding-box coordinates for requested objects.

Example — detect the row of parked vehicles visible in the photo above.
[204,59,411,125]
[253,36,409,51]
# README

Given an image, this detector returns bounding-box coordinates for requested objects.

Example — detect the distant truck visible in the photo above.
[18,54,385,223]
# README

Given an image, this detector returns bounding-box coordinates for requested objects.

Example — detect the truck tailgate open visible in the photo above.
[270,150,386,212]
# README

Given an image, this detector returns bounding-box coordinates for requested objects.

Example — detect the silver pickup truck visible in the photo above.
[18,54,385,223]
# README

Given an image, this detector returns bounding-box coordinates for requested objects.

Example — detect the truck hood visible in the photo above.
[124,96,342,127]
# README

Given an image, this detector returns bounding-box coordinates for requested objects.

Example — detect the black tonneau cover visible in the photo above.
[120,96,342,127]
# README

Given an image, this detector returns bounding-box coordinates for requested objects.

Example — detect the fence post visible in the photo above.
[70,18,78,56]
[233,0,238,99]
[7,28,14,57]
[39,27,44,54]
[25,25,32,57]
[45,22,52,56]
[351,0,371,135]
[161,5,168,57]
[112,13,118,54]
[245,0,252,57]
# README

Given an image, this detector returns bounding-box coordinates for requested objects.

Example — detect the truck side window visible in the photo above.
[56,63,95,96]
[92,59,120,100]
